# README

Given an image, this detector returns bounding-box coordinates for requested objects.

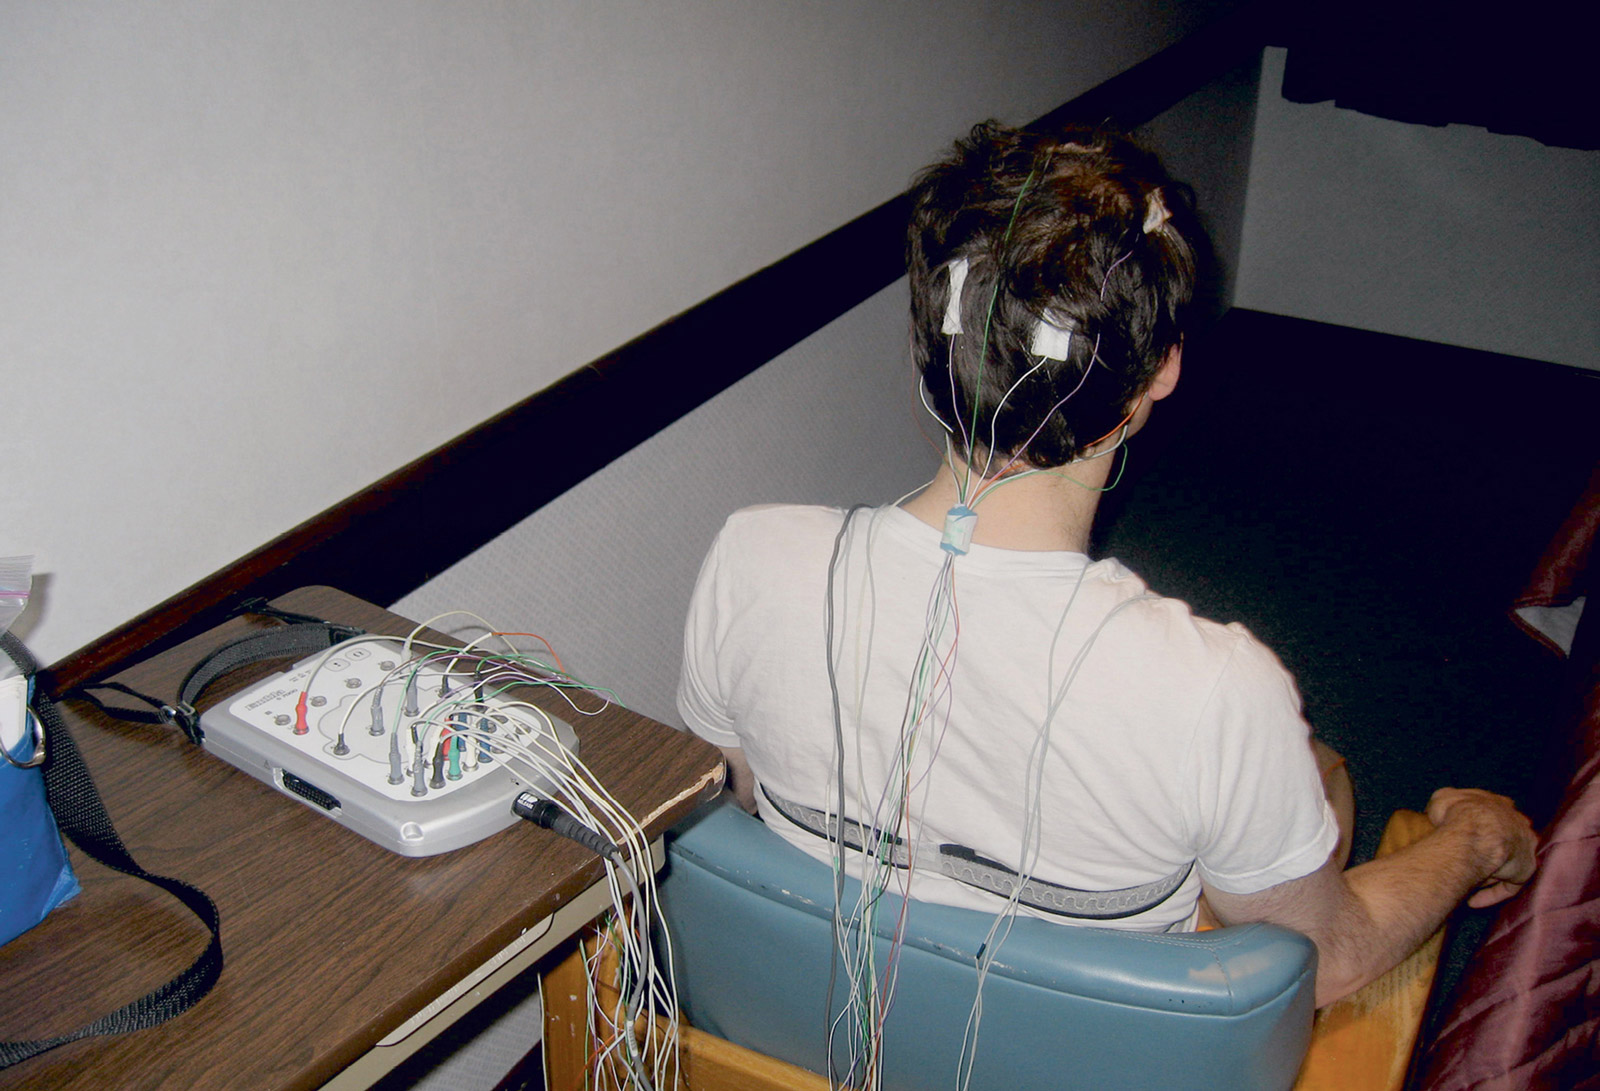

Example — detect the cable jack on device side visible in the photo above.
[513,792,624,864]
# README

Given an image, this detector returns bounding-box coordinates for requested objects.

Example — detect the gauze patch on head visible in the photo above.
[1030,312,1075,361]
[942,258,969,335]
[1143,189,1172,234]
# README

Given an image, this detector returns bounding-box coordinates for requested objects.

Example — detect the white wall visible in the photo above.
[1,0,1239,664]
[1236,48,1600,371]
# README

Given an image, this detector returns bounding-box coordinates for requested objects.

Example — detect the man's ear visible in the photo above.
[1120,343,1183,440]
[1148,343,1182,403]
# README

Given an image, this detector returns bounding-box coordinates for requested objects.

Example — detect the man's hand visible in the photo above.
[1206,787,1540,1007]
[1425,787,1538,907]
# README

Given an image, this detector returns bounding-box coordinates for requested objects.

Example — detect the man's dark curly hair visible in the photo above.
[907,121,1200,469]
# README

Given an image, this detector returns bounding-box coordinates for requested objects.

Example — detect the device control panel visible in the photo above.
[199,640,579,856]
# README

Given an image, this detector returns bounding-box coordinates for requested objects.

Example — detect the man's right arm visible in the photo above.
[1203,788,1537,1008]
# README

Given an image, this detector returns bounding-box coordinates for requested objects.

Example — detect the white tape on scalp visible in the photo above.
[1143,189,1172,234]
[1030,312,1074,360]
[942,258,969,335]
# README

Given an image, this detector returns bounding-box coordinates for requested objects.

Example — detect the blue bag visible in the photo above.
[2,672,80,947]
[0,631,222,1070]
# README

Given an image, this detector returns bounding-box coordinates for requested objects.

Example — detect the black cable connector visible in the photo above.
[513,792,625,864]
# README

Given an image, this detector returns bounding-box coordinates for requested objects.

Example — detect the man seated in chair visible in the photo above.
[676,122,1537,1008]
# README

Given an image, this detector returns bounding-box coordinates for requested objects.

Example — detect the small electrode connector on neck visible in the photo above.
[941,505,977,555]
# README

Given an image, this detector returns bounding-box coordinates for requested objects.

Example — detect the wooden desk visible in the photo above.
[0,587,723,1090]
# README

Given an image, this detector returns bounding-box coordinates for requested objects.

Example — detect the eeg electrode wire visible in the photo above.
[292,625,678,1090]
[822,149,1168,1088]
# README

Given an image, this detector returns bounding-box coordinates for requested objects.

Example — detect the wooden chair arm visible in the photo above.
[1293,809,1443,1091]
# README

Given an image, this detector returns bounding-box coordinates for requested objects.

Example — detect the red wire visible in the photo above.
[492,631,566,673]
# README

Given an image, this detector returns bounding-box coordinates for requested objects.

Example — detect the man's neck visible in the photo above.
[900,451,1111,554]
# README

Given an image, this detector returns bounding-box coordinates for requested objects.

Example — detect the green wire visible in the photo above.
[961,167,1040,501]
[970,439,1132,503]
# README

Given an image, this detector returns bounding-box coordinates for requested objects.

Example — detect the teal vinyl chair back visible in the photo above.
[659,801,1317,1091]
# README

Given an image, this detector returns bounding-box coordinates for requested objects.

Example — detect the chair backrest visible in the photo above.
[660,801,1317,1091]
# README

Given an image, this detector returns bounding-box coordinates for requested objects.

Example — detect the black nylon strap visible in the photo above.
[177,622,358,712]
[0,632,223,1070]
[79,619,362,744]
[72,681,170,726]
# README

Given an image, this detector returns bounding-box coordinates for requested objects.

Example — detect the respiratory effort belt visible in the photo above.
[762,785,1191,921]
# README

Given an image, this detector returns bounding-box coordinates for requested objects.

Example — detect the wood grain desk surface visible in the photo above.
[0,587,724,1091]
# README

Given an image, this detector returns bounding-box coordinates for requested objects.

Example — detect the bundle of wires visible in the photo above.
[824,504,963,1090]
[823,169,1149,1090]
[297,613,681,1091]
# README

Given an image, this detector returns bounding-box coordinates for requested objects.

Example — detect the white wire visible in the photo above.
[958,585,1155,1090]
[401,610,519,660]
[401,637,617,716]
[917,376,955,436]
[980,350,1053,481]
[823,505,969,1090]
[298,625,675,1090]
[827,266,1115,1084]
[825,391,1131,1086]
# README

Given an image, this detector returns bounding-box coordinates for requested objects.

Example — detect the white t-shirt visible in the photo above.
[678,504,1338,931]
